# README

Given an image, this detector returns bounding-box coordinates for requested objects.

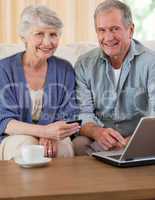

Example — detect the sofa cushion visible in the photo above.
[55,42,97,65]
[0,42,97,66]
[0,43,25,59]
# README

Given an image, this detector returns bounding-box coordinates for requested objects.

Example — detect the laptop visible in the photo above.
[92,116,155,167]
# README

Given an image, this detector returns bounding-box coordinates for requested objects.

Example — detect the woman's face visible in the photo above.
[24,26,60,60]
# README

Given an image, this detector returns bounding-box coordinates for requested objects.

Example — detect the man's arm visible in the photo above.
[75,59,126,150]
[75,59,103,126]
[147,63,155,115]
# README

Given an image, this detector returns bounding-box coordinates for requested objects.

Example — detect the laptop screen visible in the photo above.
[120,117,155,161]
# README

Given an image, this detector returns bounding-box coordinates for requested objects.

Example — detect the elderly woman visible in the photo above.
[0,5,80,160]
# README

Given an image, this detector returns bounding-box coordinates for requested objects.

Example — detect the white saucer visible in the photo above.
[14,157,52,168]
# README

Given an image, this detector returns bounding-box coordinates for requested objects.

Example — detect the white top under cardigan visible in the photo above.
[29,89,44,121]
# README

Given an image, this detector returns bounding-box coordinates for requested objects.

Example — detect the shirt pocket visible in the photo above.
[120,87,147,115]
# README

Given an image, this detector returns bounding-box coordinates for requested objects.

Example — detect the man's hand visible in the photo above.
[39,138,58,158]
[80,122,128,151]
[94,127,126,150]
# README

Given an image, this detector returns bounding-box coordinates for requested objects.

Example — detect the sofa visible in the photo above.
[0,40,155,65]
[0,42,97,65]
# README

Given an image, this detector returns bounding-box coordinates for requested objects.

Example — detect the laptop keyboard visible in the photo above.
[109,154,121,159]
[96,149,124,157]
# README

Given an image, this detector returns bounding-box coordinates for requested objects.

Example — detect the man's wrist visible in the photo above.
[92,126,104,140]
[80,122,104,140]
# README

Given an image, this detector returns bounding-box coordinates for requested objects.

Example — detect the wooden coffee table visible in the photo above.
[0,156,155,200]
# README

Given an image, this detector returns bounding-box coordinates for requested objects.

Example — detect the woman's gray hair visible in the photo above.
[18,5,63,38]
[94,0,133,28]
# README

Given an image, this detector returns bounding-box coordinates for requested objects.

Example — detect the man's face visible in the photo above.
[95,8,134,63]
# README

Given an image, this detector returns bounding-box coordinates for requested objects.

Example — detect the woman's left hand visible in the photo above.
[39,138,58,158]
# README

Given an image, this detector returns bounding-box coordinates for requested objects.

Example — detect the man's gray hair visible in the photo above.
[94,0,133,27]
[18,5,63,38]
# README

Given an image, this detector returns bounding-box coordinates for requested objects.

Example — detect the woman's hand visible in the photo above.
[44,121,80,140]
[39,138,58,158]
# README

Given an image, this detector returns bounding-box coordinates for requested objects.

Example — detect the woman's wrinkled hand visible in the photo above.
[44,121,80,140]
[39,138,58,158]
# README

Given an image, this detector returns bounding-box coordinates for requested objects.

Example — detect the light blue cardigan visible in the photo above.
[0,52,79,142]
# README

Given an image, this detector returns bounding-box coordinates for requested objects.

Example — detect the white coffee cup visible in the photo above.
[21,145,44,163]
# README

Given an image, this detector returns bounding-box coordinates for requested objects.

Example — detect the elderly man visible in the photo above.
[73,0,155,155]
